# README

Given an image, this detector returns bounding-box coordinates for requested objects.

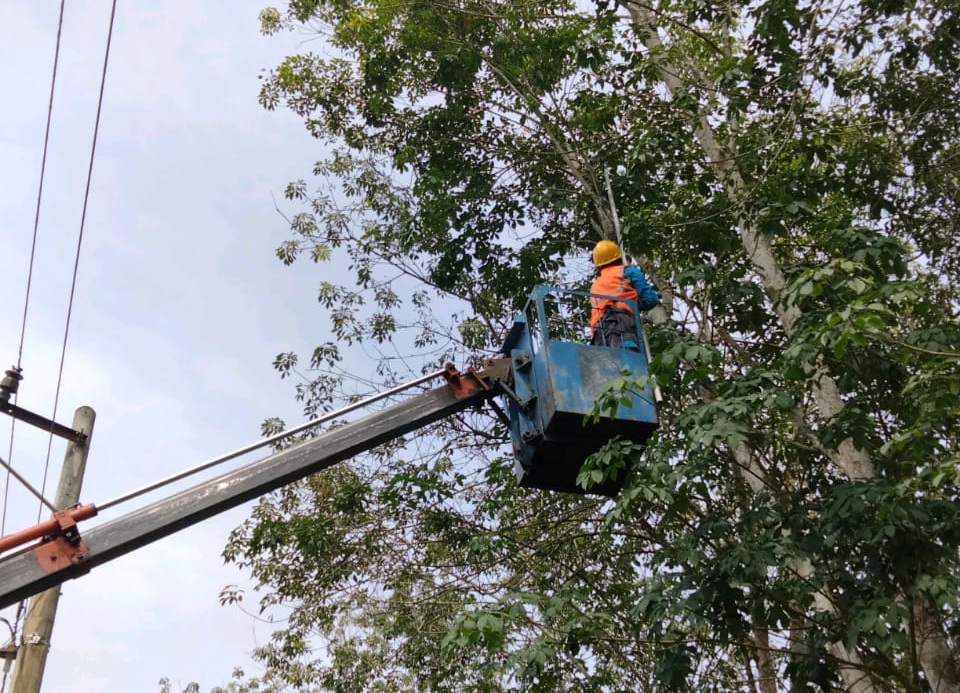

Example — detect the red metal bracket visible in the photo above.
[33,510,90,574]
[442,358,512,400]
[443,363,490,400]
[0,505,97,575]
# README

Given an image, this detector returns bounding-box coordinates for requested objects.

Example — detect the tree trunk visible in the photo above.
[751,625,779,693]
[618,3,888,689]
[913,594,960,693]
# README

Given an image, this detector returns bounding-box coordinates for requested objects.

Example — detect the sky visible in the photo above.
[0,2,345,690]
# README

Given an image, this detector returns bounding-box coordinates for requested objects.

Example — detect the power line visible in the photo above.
[15,0,66,374]
[38,0,119,518]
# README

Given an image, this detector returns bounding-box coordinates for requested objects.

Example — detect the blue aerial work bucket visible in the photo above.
[501,285,659,496]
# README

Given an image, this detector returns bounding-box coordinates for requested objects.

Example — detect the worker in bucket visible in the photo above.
[589,240,660,350]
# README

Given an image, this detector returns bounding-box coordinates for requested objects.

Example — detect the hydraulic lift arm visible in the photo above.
[0,362,506,609]
[0,285,662,610]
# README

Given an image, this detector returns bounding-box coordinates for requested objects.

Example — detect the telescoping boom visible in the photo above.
[0,285,660,608]
[0,361,506,609]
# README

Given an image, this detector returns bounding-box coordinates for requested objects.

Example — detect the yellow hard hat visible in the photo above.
[592,240,622,267]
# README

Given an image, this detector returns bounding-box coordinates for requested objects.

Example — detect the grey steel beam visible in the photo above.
[0,383,496,609]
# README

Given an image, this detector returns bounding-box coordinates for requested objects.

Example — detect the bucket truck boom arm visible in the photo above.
[0,361,506,609]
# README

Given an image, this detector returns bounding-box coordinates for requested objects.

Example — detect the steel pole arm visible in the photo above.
[0,401,87,444]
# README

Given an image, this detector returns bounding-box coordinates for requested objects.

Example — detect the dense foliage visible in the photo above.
[221,0,960,690]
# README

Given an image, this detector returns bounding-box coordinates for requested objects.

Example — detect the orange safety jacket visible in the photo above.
[590,265,639,331]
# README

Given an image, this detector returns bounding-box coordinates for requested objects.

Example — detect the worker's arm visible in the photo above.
[624,266,660,311]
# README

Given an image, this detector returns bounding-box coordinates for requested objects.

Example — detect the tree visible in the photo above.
[223,0,960,690]
[158,669,285,693]
[159,678,200,693]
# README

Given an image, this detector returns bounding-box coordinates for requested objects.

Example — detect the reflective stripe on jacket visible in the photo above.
[590,265,638,330]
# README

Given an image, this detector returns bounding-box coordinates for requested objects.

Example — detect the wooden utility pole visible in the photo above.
[9,406,95,693]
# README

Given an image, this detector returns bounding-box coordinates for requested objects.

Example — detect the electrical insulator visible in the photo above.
[0,367,23,403]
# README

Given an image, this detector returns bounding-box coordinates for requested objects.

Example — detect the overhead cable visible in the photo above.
[39,0,119,519]
[15,0,67,373]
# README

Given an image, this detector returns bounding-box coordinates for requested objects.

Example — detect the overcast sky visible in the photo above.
[0,2,344,690]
